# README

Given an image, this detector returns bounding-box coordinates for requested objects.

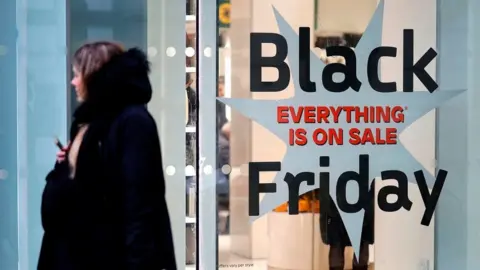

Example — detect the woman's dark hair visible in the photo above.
[73,41,125,85]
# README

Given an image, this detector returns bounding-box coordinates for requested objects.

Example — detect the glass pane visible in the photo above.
[196,0,473,270]
[0,1,19,268]
[0,1,69,269]
[146,1,190,268]
[69,0,189,269]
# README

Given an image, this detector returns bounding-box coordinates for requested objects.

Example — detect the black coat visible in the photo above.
[319,181,375,247]
[38,48,176,270]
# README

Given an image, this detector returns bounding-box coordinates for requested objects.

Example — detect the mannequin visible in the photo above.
[318,51,374,270]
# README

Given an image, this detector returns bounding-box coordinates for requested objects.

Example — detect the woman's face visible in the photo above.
[71,66,86,102]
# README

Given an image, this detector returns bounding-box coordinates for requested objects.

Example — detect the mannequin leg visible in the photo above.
[352,241,370,270]
[329,244,345,270]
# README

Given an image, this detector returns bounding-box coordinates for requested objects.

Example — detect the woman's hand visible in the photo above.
[56,143,71,163]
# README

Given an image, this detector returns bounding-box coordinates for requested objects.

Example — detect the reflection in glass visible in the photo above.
[215,0,375,269]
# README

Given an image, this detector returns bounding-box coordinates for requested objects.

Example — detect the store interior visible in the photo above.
[0,0,471,269]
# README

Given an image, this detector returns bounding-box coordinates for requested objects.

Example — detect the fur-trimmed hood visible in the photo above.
[73,48,152,124]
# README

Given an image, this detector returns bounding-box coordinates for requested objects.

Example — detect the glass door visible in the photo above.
[185,0,198,268]
[194,0,440,269]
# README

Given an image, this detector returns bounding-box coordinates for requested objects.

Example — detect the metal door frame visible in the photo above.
[196,0,219,268]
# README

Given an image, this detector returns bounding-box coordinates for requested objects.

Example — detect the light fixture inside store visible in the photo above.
[185,47,195,57]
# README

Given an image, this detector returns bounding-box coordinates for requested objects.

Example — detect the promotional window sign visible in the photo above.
[218,1,465,256]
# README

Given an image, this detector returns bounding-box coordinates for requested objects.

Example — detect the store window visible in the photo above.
[1,0,479,270]
[0,0,69,269]
[203,0,380,269]
[0,1,20,268]
[198,0,476,270]
[208,1,376,269]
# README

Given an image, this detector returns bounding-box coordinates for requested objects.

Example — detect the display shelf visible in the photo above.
[186,217,196,223]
